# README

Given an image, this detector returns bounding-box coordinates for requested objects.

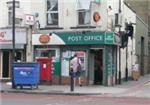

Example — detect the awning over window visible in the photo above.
[0,44,25,49]
[76,0,91,10]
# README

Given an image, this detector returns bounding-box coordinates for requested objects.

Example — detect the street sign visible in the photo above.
[25,14,35,25]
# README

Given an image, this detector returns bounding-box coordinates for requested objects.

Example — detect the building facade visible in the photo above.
[0,27,27,80]
[125,0,149,24]
[120,3,136,80]
[1,0,146,86]
[31,0,121,86]
[136,16,149,75]
[125,0,150,76]
[31,0,137,85]
[0,0,33,80]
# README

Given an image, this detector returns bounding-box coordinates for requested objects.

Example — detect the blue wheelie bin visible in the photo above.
[12,62,40,89]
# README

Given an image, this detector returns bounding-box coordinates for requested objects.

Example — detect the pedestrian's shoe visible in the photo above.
[79,84,82,87]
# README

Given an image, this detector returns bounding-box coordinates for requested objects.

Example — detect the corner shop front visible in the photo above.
[0,28,27,80]
[32,31,120,86]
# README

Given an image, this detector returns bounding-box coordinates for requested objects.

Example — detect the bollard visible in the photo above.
[70,70,74,91]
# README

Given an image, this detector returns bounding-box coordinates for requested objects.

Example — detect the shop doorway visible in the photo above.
[2,51,10,78]
[90,49,103,85]
[15,51,23,62]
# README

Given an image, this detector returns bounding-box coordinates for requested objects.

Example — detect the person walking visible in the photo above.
[70,54,82,86]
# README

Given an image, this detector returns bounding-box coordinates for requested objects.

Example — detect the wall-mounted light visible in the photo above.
[34,12,39,18]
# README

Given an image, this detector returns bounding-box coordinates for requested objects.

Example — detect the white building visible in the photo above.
[0,0,32,80]
[0,0,138,86]
[31,0,121,85]
[120,2,136,80]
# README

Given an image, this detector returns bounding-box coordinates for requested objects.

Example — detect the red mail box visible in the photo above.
[36,57,52,81]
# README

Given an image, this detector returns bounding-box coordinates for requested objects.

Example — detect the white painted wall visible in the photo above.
[0,0,9,27]
[30,0,46,28]
[0,0,33,27]
[121,3,136,78]
[0,0,118,32]
[0,0,139,81]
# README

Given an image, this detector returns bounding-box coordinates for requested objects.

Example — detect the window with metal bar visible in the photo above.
[46,0,58,26]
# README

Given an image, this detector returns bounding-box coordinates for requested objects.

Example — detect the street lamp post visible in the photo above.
[12,0,16,88]
[118,0,122,84]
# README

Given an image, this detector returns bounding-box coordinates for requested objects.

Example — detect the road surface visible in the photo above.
[1,93,150,105]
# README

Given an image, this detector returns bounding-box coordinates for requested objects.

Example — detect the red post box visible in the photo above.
[36,57,52,81]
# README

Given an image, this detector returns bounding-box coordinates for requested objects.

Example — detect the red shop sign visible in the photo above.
[39,34,50,44]
[93,12,101,23]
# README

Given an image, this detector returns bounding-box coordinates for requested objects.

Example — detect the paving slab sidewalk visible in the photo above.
[1,74,150,96]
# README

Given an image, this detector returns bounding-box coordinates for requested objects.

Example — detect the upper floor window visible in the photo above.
[78,10,90,25]
[7,1,22,25]
[46,0,58,26]
[76,0,91,25]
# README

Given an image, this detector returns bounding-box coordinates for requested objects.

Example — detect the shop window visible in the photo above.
[46,0,58,26]
[61,50,86,76]
[35,50,56,58]
[76,0,91,25]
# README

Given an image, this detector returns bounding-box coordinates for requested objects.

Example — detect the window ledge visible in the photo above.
[70,26,96,29]
[40,26,63,30]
